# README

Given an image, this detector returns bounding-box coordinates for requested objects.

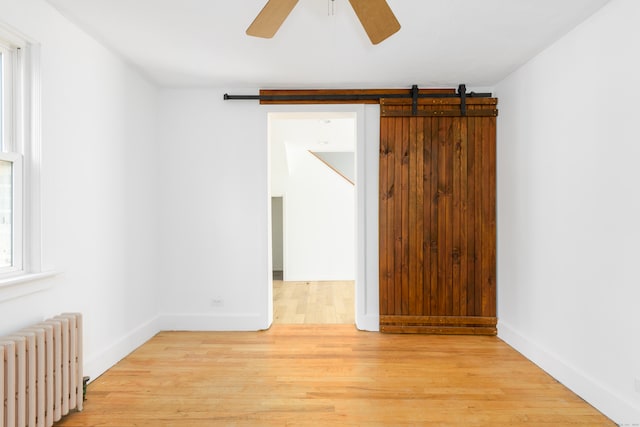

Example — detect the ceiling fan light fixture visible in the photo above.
[246,0,401,44]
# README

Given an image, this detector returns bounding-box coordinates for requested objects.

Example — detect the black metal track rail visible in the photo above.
[223,84,492,116]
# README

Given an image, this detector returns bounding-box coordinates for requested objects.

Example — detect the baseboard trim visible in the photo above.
[498,320,640,425]
[83,315,160,382]
[355,313,379,331]
[158,312,266,331]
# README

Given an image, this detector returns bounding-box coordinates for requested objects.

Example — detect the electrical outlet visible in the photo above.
[211,298,224,308]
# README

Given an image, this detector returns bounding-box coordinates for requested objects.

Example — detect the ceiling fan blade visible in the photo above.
[348,0,401,44]
[246,0,299,38]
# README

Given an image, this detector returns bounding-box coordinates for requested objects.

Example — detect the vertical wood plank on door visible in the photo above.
[445,117,454,316]
[482,117,497,317]
[401,116,410,315]
[415,116,425,317]
[408,117,417,315]
[422,117,433,316]
[437,117,448,317]
[474,116,483,317]
[384,115,394,315]
[394,114,403,316]
[466,116,477,316]
[379,116,390,315]
[452,117,462,317]
[429,116,439,317]
[387,115,396,315]
[459,118,469,317]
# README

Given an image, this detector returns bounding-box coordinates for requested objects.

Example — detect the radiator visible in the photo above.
[1,313,83,427]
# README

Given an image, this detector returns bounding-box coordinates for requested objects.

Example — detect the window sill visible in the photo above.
[0,271,59,303]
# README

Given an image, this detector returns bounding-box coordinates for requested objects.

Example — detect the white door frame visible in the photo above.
[265,104,380,331]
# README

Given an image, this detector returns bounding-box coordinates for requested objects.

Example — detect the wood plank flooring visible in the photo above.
[273,280,354,324]
[56,325,614,426]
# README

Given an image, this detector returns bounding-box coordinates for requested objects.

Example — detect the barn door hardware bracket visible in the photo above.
[411,84,419,116]
[458,84,467,116]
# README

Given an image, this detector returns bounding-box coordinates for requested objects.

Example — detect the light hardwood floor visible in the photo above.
[55,325,614,426]
[273,280,354,324]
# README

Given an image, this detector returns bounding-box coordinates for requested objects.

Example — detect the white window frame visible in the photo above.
[0,41,15,149]
[0,24,53,300]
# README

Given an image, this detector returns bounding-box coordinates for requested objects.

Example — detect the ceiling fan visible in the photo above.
[246,0,401,45]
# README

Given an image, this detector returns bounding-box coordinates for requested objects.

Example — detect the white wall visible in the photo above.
[156,89,271,330]
[0,0,160,382]
[312,152,355,184]
[495,0,640,423]
[282,145,355,281]
[156,95,381,330]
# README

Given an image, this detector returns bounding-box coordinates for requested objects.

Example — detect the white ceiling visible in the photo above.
[45,0,611,89]
[270,113,356,196]
[271,113,356,151]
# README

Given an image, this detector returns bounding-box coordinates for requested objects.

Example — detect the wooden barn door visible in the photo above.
[379,96,498,334]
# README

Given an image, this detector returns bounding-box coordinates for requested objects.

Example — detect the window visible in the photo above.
[0,38,23,275]
[0,24,46,290]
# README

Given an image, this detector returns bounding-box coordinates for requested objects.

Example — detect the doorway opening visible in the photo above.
[268,111,357,325]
